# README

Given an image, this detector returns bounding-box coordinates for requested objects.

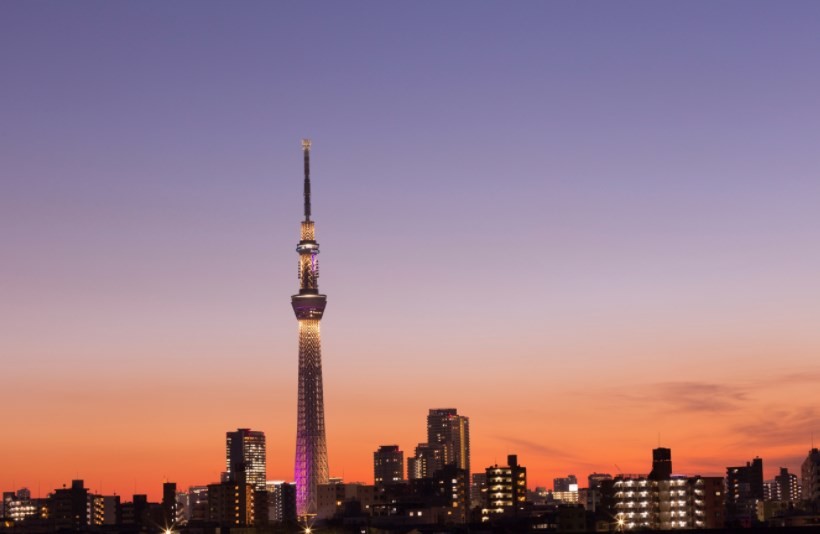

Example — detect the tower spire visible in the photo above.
[302,139,311,221]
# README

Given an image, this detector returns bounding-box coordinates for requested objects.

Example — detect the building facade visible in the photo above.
[483,454,527,519]
[802,448,820,511]
[374,445,404,487]
[427,409,470,481]
[408,442,446,480]
[226,429,266,492]
[726,457,764,526]
[266,481,297,525]
[207,482,255,527]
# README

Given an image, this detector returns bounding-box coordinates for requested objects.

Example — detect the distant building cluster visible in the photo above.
[3,418,820,533]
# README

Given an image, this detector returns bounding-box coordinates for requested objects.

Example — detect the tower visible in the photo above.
[292,139,329,516]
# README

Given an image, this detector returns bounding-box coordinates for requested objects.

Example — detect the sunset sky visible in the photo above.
[2,2,820,500]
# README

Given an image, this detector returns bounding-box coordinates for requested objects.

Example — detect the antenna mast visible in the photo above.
[302,139,312,221]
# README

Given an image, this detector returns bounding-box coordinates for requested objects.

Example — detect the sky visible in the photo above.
[2,1,820,500]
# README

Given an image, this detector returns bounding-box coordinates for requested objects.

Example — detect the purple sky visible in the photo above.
[2,1,820,496]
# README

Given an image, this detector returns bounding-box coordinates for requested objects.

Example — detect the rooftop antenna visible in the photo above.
[302,139,312,221]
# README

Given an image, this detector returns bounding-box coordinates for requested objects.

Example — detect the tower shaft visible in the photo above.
[292,139,328,517]
[295,319,327,515]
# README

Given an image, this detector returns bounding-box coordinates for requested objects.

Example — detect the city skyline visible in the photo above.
[3,2,820,502]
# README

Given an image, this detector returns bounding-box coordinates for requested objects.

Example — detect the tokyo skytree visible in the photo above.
[291,139,329,517]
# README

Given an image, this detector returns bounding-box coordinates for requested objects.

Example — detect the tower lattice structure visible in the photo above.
[291,139,329,517]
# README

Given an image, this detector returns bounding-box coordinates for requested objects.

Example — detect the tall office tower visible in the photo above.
[374,445,404,486]
[226,429,267,491]
[426,409,470,480]
[649,447,672,480]
[803,448,820,511]
[292,139,329,516]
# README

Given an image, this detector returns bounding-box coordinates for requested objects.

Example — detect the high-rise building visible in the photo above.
[374,445,404,487]
[802,448,820,511]
[426,409,470,479]
[773,467,801,503]
[726,457,764,527]
[292,139,330,516]
[226,428,267,491]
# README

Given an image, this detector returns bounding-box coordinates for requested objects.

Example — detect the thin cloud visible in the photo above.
[494,436,580,460]
[729,406,820,448]
[613,381,748,414]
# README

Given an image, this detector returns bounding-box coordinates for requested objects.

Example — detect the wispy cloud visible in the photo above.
[729,406,820,449]
[493,436,579,460]
[613,381,748,414]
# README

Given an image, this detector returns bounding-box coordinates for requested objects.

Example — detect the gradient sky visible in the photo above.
[2,2,820,500]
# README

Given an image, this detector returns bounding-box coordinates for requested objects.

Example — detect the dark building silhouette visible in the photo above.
[161,482,176,527]
[187,486,209,522]
[101,495,121,526]
[369,466,469,525]
[408,442,446,480]
[586,473,612,513]
[650,447,672,480]
[726,457,764,527]
[121,494,151,529]
[774,467,801,503]
[471,473,487,509]
[266,481,297,525]
[316,482,376,520]
[374,445,404,487]
[553,474,578,492]
[48,480,89,530]
[207,481,255,527]
[803,448,820,512]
